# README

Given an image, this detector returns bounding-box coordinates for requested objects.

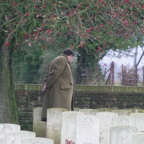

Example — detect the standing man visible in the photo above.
[41,49,74,121]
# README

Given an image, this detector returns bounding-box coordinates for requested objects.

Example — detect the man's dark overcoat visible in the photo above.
[41,54,73,121]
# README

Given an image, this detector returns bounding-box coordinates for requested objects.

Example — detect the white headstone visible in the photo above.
[61,111,83,144]
[99,130,110,144]
[0,123,20,133]
[113,109,132,116]
[96,112,118,130]
[97,108,113,112]
[79,109,98,115]
[0,139,5,144]
[74,107,81,111]
[96,112,117,144]
[22,137,54,144]
[33,107,46,137]
[46,108,67,144]
[132,133,144,144]
[110,126,138,144]
[5,131,36,144]
[0,123,20,139]
[131,109,144,113]
[130,113,144,132]
[112,116,135,126]
[76,115,99,144]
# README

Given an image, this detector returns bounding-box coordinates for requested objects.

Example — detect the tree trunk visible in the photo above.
[0,44,18,123]
[76,48,99,85]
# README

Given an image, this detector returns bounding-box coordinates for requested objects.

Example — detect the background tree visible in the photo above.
[0,0,144,123]
[13,43,43,84]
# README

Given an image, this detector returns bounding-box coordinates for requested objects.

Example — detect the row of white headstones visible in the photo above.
[33,107,144,144]
[0,123,53,144]
[1,108,144,144]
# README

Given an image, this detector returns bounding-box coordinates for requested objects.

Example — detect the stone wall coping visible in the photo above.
[14,84,144,93]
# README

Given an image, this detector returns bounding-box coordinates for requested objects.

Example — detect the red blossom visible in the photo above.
[123,20,128,27]
[47,29,51,34]
[68,31,72,35]
[50,40,54,44]
[24,33,29,38]
[71,9,75,13]
[34,31,38,34]
[90,27,93,30]
[103,63,107,67]
[43,46,46,49]
[4,42,10,46]
[86,35,90,39]
[67,14,70,17]
[92,15,95,19]
[86,28,92,33]
[26,12,29,16]
[133,21,137,24]
[125,0,129,3]
[96,47,102,53]
[67,14,73,18]
[65,139,75,144]
[77,5,81,9]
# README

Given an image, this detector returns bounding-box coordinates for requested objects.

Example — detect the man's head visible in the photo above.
[63,49,74,63]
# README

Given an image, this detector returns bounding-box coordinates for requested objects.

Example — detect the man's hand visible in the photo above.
[42,83,47,92]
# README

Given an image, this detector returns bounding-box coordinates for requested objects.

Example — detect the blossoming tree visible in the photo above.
[0,0,144,122]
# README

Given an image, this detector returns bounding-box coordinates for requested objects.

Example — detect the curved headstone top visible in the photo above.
[0,123,20,133]
[22,137,54,144]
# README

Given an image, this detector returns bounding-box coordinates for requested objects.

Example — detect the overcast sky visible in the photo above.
[99,46,144,81]
[100,46,144,69]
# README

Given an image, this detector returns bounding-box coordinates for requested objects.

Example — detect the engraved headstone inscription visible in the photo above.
[112,116,135,126]
[132,133,144,144]
[96,112,117,144]
[46,108,67,144]
[76,115,99,144]
[61,111,83,144]
[130,113,144,132]
[110,126,138,144]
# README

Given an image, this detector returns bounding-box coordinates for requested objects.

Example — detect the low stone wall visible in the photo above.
[15,84,144,130]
